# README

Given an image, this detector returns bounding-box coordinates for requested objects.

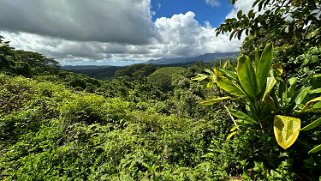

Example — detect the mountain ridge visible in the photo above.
[147,52,239,65]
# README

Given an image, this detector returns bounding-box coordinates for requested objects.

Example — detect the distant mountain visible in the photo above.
[147,52,239,65]
[62,65,111,71]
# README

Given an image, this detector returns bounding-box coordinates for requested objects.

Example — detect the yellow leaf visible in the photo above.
[227,131,237,140]
[274,115,301,149]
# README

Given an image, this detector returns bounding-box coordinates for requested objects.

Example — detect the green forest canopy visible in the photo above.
[1,0,321,180]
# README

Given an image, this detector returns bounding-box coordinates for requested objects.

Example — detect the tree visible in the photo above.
[217,0,321,75]
[0,35,60,76]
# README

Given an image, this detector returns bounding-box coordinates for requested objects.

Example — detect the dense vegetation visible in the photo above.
[1,0,321,180]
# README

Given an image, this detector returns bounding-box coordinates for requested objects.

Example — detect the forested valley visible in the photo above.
[1,0,321,180]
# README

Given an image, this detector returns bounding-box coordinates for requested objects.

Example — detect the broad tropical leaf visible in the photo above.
[274,115,301,149]
[216,76,246,97]
[200,97,231,106]
[217,67,238,81]
[301,117,321,131]
[256,43,273,96]
[237,55,257,98]
[229,108,257,124]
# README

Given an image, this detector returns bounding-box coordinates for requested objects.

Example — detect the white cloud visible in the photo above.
[0,0,154,44]
[226,0,256,19]
[154,11,240,58]
[0,1,243,65]
[205,0,220,7]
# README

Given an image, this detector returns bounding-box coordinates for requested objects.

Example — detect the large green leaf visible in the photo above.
[200,97,231,106]
[301,117,321,131]
[216,76,246,97]
[229,108,257,124]
[295,86,311,106]
[256,43,273,96]
[237,55,257,98]
[274,115,301,150]
[217,67,238,81]
[308,144,321,154]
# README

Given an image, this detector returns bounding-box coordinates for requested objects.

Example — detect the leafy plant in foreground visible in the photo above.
[194,43,321,153]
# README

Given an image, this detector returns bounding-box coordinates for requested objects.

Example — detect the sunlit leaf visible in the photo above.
[288,77,297,86]
[227,131,237,140]
[230,125,239,132]
[301,117,321,131]
[308,144,321,154]
[229,108,257,124]
[308,88,321,94]
[256,43,273,96]
[274,115,301,150]
[192,74,208,81]
[206,81,213,88]
[263,76,276,100]
[301,96,321,111]
[237,55,257,98]
[204,68,214,75]
[217,68,238,81]
[295,86,311,106]
[216,76,246,97]
[200,97,231,106]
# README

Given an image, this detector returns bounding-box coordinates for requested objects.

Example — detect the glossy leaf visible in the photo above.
[216,76,246,97]
[274,115,301,150]
[256,43,273,96]
[237,55,257,98]
[301,117,321,131]
[200,97,231,106]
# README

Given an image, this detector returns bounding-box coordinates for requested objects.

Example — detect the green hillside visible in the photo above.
[1,0,321,179]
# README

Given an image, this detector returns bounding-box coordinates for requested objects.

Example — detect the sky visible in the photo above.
[0,0,254,66]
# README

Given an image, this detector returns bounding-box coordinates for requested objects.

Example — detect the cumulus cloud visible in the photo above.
[0,1,243,65]
[205,0,220,7]
[154,12,240,57]
[0,0,154,44]
[226,0,256,18]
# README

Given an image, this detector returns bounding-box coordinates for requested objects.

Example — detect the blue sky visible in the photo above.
[0,0,250,65]
[151,0,233,27]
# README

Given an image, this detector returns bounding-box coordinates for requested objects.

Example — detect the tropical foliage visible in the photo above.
[1,0,321,179]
